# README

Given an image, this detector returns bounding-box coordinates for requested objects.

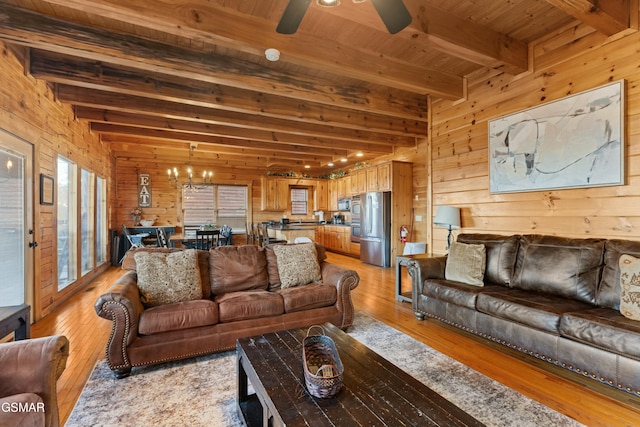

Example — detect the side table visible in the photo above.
[395,254,429,302]
[0,304,31,340]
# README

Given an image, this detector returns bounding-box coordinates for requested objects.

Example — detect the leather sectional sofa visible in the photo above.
[407,233,640,395]
[95,243,359,378]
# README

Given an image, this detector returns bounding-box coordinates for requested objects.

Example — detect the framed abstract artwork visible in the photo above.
[488,80,625,194]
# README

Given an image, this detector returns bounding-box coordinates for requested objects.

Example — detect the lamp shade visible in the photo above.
[434,206,461,229]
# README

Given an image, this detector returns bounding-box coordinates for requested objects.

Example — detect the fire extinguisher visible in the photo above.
[400,225,408,243]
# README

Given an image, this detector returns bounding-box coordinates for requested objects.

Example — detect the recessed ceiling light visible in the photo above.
[317,0,340,6]
[265,48,280,61]
[304,165,311,169]
[340,158,347,162]
[328,162,334,167]
[356,152,363,157]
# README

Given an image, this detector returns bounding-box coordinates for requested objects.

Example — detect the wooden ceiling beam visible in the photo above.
[29,49,426,121]
[403,1,528,75]
[79,108,394,154]
[94,123,337,163]
[34,0,464,98]
[543,0,632,36]
[0,3,441,114]
[56,85,425,137]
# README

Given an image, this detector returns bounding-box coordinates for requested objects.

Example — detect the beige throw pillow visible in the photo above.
[272,243,322,289]
[134,249,203,307]
[619,254,640,321]
[445,241,486,287]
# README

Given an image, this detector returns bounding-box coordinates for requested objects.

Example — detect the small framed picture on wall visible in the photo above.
[40,174,54,205]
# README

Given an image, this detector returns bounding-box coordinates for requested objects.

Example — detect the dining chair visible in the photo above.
[156,227,169,248]
[195,229,219,250]
[260,223,287,247]
[219,225,233,246]
[253,223,261,245]
[121,224,146,263]
[245,222,254,244]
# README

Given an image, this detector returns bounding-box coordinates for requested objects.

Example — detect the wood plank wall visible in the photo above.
[400,21,640,254]
[0,42,112,320]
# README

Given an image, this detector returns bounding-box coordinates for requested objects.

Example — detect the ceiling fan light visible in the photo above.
[316,0,340,7]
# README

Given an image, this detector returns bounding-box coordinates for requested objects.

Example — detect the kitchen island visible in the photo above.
[266,223,319,243]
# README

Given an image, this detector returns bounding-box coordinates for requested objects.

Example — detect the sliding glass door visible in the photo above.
[0,130,34,307]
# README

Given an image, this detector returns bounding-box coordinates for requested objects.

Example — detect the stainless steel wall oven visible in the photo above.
[350,195,361,243]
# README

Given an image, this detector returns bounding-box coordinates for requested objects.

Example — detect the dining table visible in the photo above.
[169,229,220,248]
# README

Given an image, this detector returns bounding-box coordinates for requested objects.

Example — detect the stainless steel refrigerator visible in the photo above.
[360,191,391,267]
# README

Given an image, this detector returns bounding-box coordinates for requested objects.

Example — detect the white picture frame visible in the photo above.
[488,80,625,194]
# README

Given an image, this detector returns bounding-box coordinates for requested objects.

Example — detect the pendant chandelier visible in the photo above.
[167,144,213,189]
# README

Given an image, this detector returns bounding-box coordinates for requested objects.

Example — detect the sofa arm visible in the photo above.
[320,262,360,329]
[94,270,145,373]
[0,335,69,427]
[406,256,447,309]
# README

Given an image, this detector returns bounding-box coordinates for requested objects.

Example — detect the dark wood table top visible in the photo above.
[236,323,484,427]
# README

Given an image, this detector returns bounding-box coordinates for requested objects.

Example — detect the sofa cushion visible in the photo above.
[424,280,503,309]
[214,290,284,322]
[134,249,203,308]
[124,248,212,299]
[138,300,219,335]
[457,234,520,286]
[599,239,640,309]
[277,283,337,313]
[560,308,640,360]
[511,235,605,305]
[477,289,593,334]
[272,243,322,289]
[619,254,640,320]
[209,245,268,295]
[265,243,327,290]
[445,241,486,286]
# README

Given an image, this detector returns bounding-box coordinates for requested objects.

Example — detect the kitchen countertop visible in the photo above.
[267,222,350,230]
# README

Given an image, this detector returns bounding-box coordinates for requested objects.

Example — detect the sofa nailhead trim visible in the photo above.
[416,310,640,395]
[101,301,131,370]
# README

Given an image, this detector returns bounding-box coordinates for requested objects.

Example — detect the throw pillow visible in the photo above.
[445,241,486,287]
[619,254,640,321]
[134,249,203,308]
[272,243,322,289]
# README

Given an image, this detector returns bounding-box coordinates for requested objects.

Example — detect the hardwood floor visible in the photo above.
[30,251,640,426]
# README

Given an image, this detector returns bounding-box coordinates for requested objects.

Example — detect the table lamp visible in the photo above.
[434,205,461,249]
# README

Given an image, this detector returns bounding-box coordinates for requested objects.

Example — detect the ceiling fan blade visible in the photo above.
[369,0,412,34]
[276,0,312,34]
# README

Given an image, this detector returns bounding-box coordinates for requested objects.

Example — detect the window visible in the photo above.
[80,168,95,275]
[96,176,108,265]
[290,188,308,215]
[182,185,248,231]
[57,156,77,290]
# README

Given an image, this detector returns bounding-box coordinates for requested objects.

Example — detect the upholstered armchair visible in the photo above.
[0,335,70,427]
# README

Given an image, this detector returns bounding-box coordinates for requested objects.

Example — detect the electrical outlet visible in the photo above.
[415,215,422,222]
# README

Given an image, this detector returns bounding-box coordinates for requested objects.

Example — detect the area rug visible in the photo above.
[66,313,583,427]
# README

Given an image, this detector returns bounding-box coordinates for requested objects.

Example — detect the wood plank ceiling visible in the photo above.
[0,0,635,176]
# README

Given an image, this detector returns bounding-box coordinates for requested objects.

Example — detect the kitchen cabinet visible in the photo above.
[261,176,289,211]
[377,163,391,191]
[337,176,351,199]
[366,167,378,192]
[328,179,338,211]
[324,225,350,254]
[315,226,325,246]
[351,169,366,195]
[314,179,329,211]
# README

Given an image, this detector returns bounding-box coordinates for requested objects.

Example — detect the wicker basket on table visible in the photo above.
[302,325,344,398]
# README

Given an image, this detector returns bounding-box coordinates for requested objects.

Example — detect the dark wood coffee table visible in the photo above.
[236,322,484,427]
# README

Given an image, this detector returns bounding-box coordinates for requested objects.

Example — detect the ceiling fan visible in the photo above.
[276,0,412,35]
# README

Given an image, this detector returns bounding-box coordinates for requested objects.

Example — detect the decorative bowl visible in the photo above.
[139,220,154,227]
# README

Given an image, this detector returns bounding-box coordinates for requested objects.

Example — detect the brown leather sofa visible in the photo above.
[407,234,640,396]
[95,244,359,378]
[0,335,70,427]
